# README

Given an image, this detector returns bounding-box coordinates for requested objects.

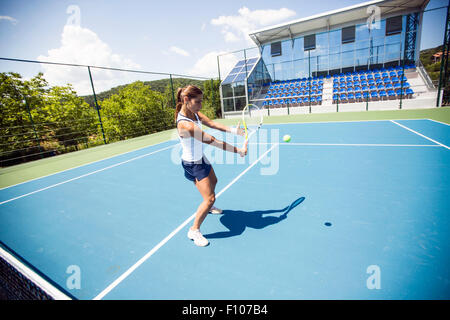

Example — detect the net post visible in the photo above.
[87,66,107,144]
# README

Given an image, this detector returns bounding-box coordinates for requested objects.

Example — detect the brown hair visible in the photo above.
[175,85,203,122]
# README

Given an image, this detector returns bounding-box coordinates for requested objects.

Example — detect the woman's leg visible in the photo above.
[191,168,216,231]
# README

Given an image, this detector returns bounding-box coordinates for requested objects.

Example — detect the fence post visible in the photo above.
[436,4,450,107]
[170,74,176,108]
[88,66,107,144]
[210,78,215,115]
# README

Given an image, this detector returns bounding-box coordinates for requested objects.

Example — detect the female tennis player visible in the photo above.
[176,85,247,247]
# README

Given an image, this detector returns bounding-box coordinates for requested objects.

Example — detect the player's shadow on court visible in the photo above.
[204,197,305,239]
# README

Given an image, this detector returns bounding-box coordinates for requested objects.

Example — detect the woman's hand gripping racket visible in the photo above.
[241,104,264,153]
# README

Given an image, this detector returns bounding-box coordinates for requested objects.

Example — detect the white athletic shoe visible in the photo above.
[187,229,209,247]
[209,206,223,214]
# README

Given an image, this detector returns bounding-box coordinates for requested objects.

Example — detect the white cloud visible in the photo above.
[211,7,296,44]
[169,46,190,57]
[201,23,206,31]
[188,51,238,79]
[37,25,140,96]
[0,16,18,25]
[224,31,240,43]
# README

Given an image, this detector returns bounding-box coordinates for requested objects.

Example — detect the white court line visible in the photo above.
[427,118,450,126]
[390,120,450,150]
[249,142,440,147]
[0,135,178,191]
[93,143,279,300]
[0,144,177,206]
[259,118,427,126]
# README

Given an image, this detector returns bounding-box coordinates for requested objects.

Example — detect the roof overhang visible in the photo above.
[249,0,430,46]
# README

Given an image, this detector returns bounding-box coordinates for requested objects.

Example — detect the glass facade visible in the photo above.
[260,16,415,81]
[221,13,420,113]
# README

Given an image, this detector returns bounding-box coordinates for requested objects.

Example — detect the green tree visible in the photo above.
[203,79,221,119]
[41,84,98,151]
[100,81,174,142]
[0,72,48,165]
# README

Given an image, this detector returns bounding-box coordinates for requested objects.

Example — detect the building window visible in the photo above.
[271,42,282,56]
[386,16,402,36]
[342,26,355,44]
[304,34,316,51]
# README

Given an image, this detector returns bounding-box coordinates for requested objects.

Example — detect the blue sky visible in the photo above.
[0,0,447,95]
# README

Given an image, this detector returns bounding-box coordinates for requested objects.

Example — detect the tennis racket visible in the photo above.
[242,104,264,144]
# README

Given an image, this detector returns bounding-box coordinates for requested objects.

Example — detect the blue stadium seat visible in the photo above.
[348,93,355,102]
[362,86,369,92]
[396,89,405,97]
[406,88,414,98]
[340,94,348,102]
[379,90,387,100]
[355,92,362,101]
[371,91,379,101]
[316,96,322,104]
[388,90,396,99]
[363,92,370,100]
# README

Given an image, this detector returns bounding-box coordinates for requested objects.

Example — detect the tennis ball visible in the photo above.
[283,134,291,142]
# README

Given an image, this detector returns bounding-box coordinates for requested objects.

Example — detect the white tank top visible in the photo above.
[176,112,204,162]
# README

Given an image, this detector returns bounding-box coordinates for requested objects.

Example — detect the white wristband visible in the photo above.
[230,127,238,135]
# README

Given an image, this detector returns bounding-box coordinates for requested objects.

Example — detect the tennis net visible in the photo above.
[0,245,72,300]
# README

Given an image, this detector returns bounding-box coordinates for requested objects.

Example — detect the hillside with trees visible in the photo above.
[0,72,221,166]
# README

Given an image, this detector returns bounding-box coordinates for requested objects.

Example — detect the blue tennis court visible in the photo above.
[1,119,449,300]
